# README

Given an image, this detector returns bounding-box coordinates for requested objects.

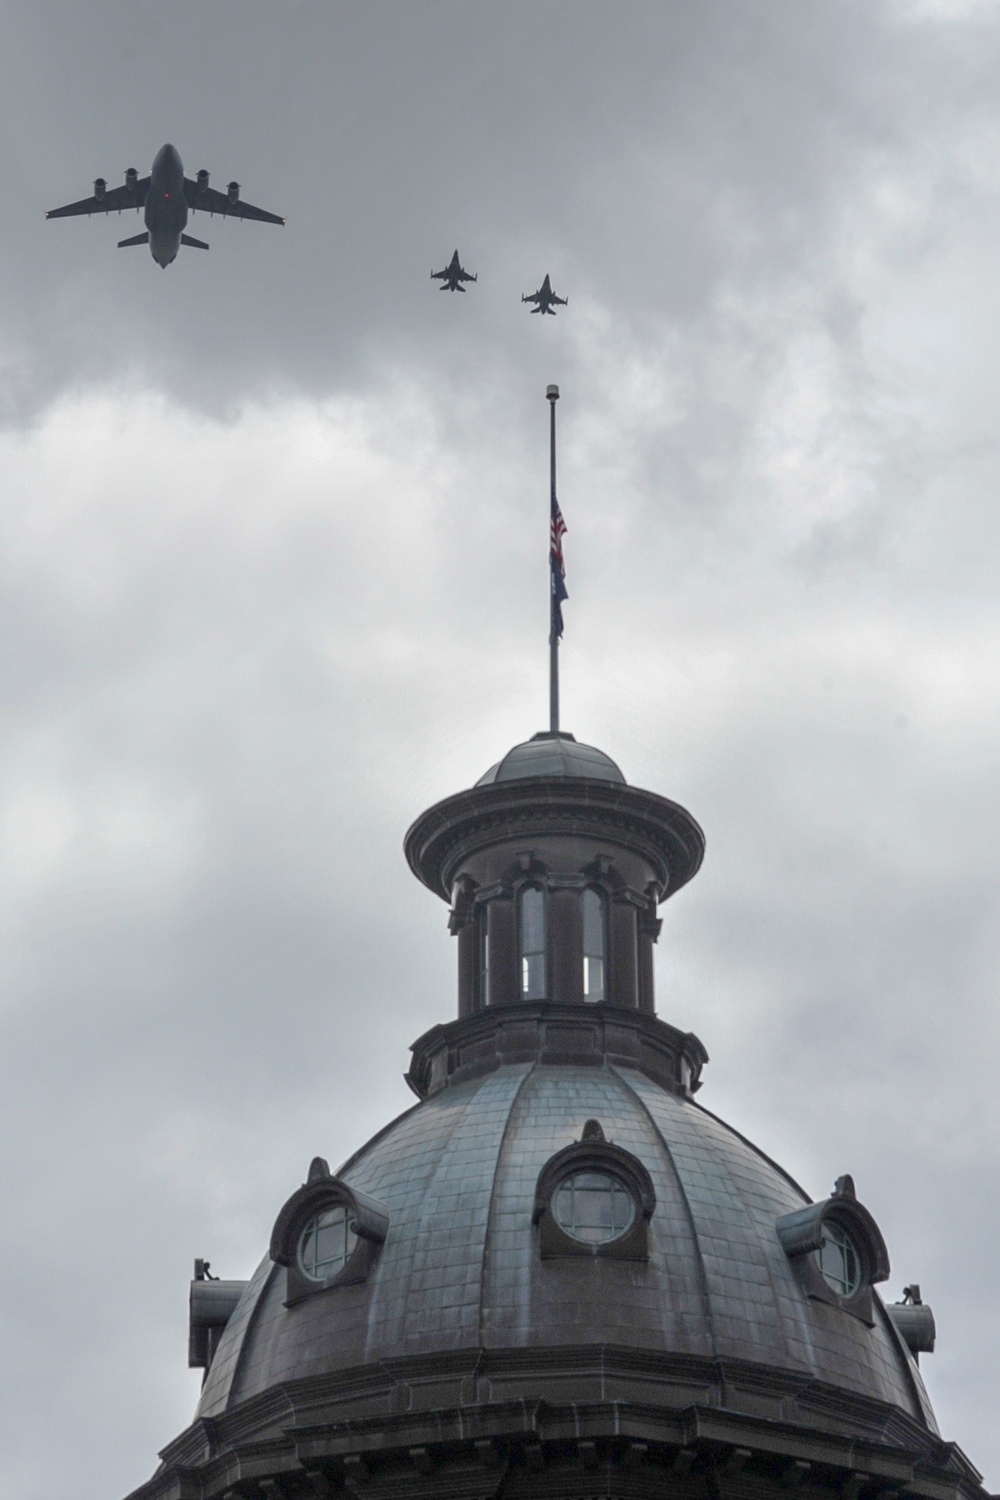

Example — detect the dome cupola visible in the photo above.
[405,728,703,1023]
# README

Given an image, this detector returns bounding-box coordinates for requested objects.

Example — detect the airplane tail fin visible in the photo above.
[117,231,149,248]
[181,234,209,250]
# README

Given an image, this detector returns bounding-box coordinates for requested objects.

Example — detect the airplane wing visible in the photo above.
[46,179,150,218]
[458,269,477,282]
[185,181,285,224]
[552,294,568,305]
[431,267,449,280]
[522,291,541,303]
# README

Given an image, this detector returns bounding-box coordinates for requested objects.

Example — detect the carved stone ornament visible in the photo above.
[270,1156,390,1305]
[775,1174,890,1325]
[532,1120,656,1261]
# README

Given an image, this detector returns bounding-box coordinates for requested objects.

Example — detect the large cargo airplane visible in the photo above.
[45,143,284,268]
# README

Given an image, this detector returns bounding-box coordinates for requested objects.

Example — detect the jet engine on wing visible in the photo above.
[93,178,106,201]
[196,169,209,193]
[227,181,240,204]
[125,167,138,192]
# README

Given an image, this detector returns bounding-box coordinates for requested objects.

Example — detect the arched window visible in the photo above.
[582,888,606,1002]
[477,902,490,1007]
[519,885,547,999]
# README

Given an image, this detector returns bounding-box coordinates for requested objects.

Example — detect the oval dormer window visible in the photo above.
[817,1220,862,1298]
[552,1169,635,1245]
[534,1121,655,1261]
[297,1204,358,1282]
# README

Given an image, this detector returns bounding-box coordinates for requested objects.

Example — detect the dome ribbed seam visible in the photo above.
[476,1063,538,1355]
[611,1066,720,1363]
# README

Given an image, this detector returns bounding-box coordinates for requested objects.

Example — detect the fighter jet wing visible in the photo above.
[46,179,150,218]
[185,181,285,224]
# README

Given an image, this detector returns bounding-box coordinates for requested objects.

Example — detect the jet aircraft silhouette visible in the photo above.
[46,144,285,268]
[522,274,567,315]
[431,249,477,291]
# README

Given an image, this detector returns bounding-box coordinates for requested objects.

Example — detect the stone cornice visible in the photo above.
[404,1001,710,1099]
[125,1346,987,1500]
[404,777,705,903]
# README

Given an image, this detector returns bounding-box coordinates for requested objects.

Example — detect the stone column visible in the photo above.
[550,887,583,1002]
[487,896,519,1006]
[456,919,478,1017]
[610,899,639,1008]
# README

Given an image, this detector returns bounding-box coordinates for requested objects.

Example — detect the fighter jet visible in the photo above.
[522,274,567,315]
[431,249,477,292]
[46,143,285,269]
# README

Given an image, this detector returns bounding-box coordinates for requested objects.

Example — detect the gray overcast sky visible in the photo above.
[2,3,1000,1496]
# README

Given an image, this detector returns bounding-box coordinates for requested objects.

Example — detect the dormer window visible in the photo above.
[582,887,606,1001]
[271,1157,390,1304]
[519,885,547,999]
[553,1169,634,1243]
[776,1174,889,1324]
[534,1120,655,1260]
[297,1205,358,1282]
[817,1220,862,1298]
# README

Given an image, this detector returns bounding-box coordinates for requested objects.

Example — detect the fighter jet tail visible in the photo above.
[118,231,149,248]
[181,234,209,250]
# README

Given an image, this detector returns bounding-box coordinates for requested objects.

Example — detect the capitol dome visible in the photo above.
[129,730,983,1500]
[194,1051,934,1437]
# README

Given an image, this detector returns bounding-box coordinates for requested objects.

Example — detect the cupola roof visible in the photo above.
[476,730,625,786]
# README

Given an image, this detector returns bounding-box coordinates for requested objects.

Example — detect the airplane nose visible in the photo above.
[155,142,183,171]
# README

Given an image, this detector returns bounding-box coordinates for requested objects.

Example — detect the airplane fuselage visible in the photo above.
[143,144,188,267]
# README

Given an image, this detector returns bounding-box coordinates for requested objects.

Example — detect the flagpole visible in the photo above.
[547,384,560,734]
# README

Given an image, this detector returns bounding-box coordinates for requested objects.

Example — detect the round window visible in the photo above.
[297,1204,358,1282]
[552,1169,635,1245]
[817,1220,862,1297]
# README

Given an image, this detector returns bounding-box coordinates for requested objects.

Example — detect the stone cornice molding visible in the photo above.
[127,1346,986,1500]
[404,1001,710,1099]
[404,777,705,904]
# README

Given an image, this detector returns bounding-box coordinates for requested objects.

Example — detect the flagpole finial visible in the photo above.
[547,384,560,402]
